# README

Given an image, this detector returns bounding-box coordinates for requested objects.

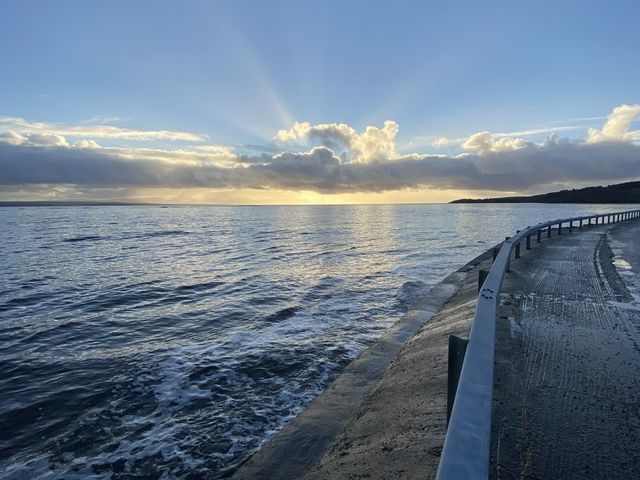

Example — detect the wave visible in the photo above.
[264,306,300,323]
[62,235,104,243]
[395,280,430,311]
[175,281,224,294]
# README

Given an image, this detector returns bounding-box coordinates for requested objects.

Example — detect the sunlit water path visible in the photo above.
[0,204,628,479]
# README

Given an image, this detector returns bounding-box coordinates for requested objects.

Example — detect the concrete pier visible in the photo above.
[492,222,640,479]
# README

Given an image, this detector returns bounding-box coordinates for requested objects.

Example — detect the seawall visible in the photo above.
[231,245,498,479]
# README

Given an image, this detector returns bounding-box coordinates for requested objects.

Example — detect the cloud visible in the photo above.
[25,133,70,147]
[0,130,26,145]
[586,104,640,143]
[1,104,640,197]
[73,139,101,149]
[418,121,602,151]
[80,115,129,124]
[462,131,531,154]
[0,116,205,142]
[274,120,399,162]
[432,137,450,148]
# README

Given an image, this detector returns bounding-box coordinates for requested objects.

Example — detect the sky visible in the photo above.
[1,0,639,204]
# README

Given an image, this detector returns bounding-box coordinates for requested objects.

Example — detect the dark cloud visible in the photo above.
[1,139,640,194]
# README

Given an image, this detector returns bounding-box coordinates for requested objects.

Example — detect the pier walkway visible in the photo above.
[491,222,640,479]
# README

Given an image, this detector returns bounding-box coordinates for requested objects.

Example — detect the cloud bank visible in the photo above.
[1,105,640,198]
[0,116,205,142]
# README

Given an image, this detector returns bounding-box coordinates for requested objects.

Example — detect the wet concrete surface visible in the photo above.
[492,222,640,479]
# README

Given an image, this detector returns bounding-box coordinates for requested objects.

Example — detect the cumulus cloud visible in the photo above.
[586,104,640,143]
[25,133,70,147]
[0,116,205,142]
[1,104,640,197]
[462,131,531,154]
[274,120,399,162]
[73,139,101,149]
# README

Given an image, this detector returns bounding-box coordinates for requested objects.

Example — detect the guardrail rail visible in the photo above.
[435,209,640,480]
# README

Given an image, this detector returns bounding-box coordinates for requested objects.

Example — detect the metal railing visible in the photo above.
[435,209,640,480]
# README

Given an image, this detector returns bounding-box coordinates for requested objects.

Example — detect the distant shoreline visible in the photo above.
[0,201,150,207]
[451,180,640,204]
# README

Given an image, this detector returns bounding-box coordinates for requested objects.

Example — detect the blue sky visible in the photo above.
[1,1,640,203]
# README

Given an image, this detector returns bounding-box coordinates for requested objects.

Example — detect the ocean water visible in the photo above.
[0,203,631,479]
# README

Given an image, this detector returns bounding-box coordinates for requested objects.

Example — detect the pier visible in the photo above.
[438,209,640,480]
[490,214,640,479]
[232,209,640,480]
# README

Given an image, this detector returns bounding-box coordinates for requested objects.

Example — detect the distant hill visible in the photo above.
[451,181,640,204]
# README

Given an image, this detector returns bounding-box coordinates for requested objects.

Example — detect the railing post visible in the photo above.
[569,220,573,232]
[526,234,531,249]
[558,222,562,235]
[579,218,583,230]
[515,242,521,258]
[478,270,489,292]
[447,335,468,425]
[505,236,511,272]
[547,225,552,238]
[537,229,542,243]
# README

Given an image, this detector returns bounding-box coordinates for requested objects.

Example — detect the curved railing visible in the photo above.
[435,209,640,480]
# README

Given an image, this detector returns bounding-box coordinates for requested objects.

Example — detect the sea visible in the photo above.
[0,203,629,479]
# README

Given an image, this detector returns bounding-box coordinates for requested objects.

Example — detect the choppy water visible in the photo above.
[0,203,631,479]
